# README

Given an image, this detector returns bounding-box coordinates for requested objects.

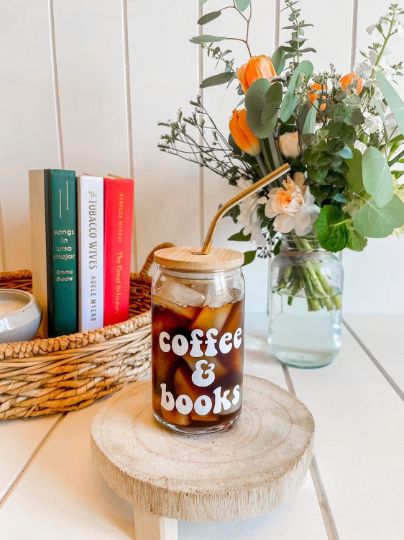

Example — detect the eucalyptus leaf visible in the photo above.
[280,92,300,122]
[245,79,282,138]
[243,250,256,266]
[362,146,393,207]
[288,60,314,93]
[197,11,221,24]
[302,100,317,135]
[271,47,286,75]
[235,0,251,12]
[200,71,234,88]
[261,83,283,132]
[280,62,312,121]
[377,71,404,136]
[228,230,251,242]
[313,206,349,252]
[346,148,364,194]
[190,35,226,44]
[347,229,367,251]
[353,195,404,238]
[283,23,314,29]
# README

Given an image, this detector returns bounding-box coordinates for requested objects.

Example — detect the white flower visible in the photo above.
[363,112,383,134]
[354,59,373,79]
[236,178,267,246]
[264,174,320,236]
[366,24,377,35]
[369,47,392,68]
[385,107,399,138]
[397,22,404,37]
[367,15,389,35]
[354,140,367,154]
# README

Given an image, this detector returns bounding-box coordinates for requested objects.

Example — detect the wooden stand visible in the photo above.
[91,376,314,539]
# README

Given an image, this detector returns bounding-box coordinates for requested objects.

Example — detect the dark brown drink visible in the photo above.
[152,291,244,434]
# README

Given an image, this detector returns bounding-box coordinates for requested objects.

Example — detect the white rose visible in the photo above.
[279,132,300,159]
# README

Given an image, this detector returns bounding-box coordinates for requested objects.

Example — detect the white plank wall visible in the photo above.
[0,0,403,312]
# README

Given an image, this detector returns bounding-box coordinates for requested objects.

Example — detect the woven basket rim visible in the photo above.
[0,270,152,356]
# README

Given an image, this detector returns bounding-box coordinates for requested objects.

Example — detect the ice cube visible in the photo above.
[190,303,233,333]
[208,288,236,309]
[156,278,206,308]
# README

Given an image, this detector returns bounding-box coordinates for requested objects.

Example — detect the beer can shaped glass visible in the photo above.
[151,246,245,434]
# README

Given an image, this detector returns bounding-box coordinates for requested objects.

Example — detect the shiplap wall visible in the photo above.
[0,0,403,313]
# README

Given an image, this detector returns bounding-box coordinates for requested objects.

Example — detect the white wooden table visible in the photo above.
[1,313,403,540]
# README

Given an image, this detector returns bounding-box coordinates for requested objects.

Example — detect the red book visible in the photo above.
[103,177,134,326]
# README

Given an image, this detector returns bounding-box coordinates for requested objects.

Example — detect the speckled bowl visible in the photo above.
[0,289,41,344]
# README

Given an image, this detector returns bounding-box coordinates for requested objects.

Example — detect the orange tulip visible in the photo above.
[236,55,276,94]
[308,82,328,111]
[340,73,364,94]
[229,109,261,156]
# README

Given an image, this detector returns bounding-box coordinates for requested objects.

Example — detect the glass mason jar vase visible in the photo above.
[268,233,343,369]
[151,247,245,434]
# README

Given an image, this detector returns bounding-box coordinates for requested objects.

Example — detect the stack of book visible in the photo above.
[29,170,135,337]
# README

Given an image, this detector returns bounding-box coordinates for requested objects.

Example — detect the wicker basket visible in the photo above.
[0,243,172,421]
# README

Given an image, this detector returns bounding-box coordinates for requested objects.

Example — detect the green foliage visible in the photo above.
[377,71,404,137]
[190,35,226,44]
[353,195,404,238]
[327,121,356,144]
[281,1,316,60]
[261,83,284,131]
[280,92,300,122]
[329,103,365,126]
[362,146,394,208]
[200,72,234,89]
[280,61,313,121]
[243,250,256,266]
[339,146,353,160]
[314,206,349,252]
[333,193,348,203]
[235,0,251,12]
[347,229,367,251]
[245,80,282,138]
[228,230,251,241]
[271,47,286,75]
[345,148,364,194]
[302,101,317,135]
[198,11,221,25]
[310,184,330,204]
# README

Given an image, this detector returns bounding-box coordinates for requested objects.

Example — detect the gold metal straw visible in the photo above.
[200,163,291,255]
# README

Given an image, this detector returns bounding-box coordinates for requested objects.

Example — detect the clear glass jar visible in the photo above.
[152,265,245,434]
[268,233,343,369]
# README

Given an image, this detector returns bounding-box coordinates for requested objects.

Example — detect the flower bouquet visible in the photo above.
[158,1,404,366]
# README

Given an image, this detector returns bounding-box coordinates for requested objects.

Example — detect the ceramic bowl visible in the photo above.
[0,289,41,344]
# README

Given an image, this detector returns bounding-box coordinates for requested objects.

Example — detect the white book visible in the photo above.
[78,176,104,331]
[29,170,48,337]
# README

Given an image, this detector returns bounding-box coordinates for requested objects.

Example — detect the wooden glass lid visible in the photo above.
[154,246,244,272]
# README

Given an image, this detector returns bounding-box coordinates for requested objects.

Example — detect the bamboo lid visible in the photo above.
[154,246,244,271]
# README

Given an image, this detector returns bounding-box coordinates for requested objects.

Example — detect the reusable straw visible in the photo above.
[200,163,291,255]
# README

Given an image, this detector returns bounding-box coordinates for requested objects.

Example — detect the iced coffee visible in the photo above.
[151,248,245,434]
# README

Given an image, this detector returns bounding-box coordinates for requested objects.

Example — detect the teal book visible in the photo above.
[46,170,78,337]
